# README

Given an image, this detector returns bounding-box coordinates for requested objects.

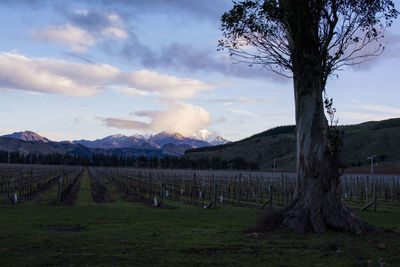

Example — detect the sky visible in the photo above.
[0,0,399,142]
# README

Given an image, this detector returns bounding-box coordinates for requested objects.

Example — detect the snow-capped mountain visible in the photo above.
[72,132,212,150]
[132,133,152,140]
[149,132,210,148]
[2,130,229,155]
[72,134,160,149]
[192,129,231,146]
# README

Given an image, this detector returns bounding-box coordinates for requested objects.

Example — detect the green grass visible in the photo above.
[75,169,93,206]
[0,170,399,266]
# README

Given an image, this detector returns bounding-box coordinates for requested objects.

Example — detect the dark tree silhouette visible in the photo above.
[220,0,398,234]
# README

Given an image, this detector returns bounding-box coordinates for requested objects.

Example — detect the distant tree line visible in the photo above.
[0,151,259,170]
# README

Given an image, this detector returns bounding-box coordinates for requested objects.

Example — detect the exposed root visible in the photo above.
[282,202,381,235]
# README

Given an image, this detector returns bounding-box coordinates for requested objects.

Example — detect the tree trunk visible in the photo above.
[281,69,377,235]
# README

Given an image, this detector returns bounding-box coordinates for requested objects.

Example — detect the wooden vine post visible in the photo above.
[160,174,164,208]
[57,178,61,207]
[212,174,217,208]
[7,181,10,205]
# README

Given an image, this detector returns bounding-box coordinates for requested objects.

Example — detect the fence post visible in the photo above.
[392,177,395,203]
[256,176,259,202]
[356,176,359,203]
[281,173,284,207]
[237,173,242,206]
[212,174,217,208]
[105,181,108,202]
[374,185,377,212]
[285,175,290,205]
[149,173,153,204]
[365,175,369,204]
[57,179,61,207]
[269,184,273,208]
[7,181,10,205]
[160,175,164,208]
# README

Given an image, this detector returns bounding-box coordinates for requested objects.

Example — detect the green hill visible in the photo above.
[184,118,400,171]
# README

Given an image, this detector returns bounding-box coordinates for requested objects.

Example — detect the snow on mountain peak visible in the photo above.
[192,129,230,146]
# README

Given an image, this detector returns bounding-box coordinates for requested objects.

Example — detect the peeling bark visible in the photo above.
[281,63,378,235]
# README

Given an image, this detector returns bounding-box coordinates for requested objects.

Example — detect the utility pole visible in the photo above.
[367,155,376,180]
[273,159,276,172]
[367,155,376,209]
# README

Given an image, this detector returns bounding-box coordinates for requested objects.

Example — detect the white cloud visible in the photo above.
[101,27,127,38]
[105,12,123,24]
[35,11,128,53]
[0,52,118,96]
[357,104,400,115]
[35,24,96,53]
[104,100,210,136]
[340,104,400,123]
[103,118,150,131]
[225,108,256,116]
[126,70,213,99]
[116,86,150,97]
[339,111,398,123]
[0,52,215,98]
[73,9,89,16]
[207,97,278,105]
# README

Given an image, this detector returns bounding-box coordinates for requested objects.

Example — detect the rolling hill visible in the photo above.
[2,131,50,143]
[184,118,400,171]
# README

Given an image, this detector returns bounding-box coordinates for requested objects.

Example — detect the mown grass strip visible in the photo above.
[76,168,94,206]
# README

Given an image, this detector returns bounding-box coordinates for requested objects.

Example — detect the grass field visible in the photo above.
[0,169,399,266]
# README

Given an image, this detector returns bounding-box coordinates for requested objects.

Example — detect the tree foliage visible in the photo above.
[219,0,398,85]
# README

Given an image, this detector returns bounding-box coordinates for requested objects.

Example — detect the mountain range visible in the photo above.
[1,118,400,171]
[0,129,230,157]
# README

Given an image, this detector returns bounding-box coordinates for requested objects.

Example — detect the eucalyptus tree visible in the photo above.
[220,0,398,234]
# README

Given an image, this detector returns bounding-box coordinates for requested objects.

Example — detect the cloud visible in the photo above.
[115,87,149,97]
[0,0,233,20]
[225,108,256,116]
[343,104,400,115]
[116,41,285,81]
[206,97,278,104]
[224,107,280,118]
[357,104,400,115]
[339,111,398,123]
[66,9,127,37]
[103,118,150,131]
[0,52,118,96]
[63,51,95,63]
[35,24,96,53]
[8,0,285,80]
[126,70,213,99]
[350,32,400,71]
[0,52,215,98]
[104,100,210,136]
[341,104,400,122]
[35,10,127,53]
[101,27,127,38]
